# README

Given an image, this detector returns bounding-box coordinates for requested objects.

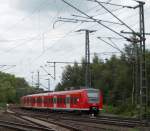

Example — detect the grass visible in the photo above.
[0,103,7,110]
[102,104,141,118]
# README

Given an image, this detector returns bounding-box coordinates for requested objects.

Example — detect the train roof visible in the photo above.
[22,88,99,98]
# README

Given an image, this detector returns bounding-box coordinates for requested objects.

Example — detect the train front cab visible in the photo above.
[85,89,102,115]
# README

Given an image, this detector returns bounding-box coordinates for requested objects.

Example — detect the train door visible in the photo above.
[66,95,70,109]
[42,96,44,108]
[29,97,31,107]
[35,97,37,107]
[53,96,57,109]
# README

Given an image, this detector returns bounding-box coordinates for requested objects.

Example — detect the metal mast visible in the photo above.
[138,1,147,120]
[85,30,91,89]
[121,1,148,120]
[37,70,40,88]
[77,29,95,88]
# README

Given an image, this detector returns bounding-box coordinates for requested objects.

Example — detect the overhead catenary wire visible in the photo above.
[97,36,125,40]
[94,7,124,17]
[40,66,55,80]
[97,37,124,54]
[0,17,69,55]
[0,65,16,72]
[108,38,121,51]
[71,15,123,25]
[61,0,131,41]
[54,16,123,28]
[88,0,137,35]
[88,0,135,8]
[31,79,48,90]
[91,51,120,55]
[31,22,83,63]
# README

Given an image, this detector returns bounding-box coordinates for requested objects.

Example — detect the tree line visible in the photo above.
[0,72,43,104]
[55,44,150,114]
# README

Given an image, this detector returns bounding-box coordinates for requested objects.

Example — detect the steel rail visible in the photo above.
[0,120,54,131]
[9,108,149,128]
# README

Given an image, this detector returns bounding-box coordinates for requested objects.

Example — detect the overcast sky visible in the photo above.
[0,0,149,90]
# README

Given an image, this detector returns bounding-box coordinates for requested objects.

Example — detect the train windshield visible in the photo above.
[87,89,99,103]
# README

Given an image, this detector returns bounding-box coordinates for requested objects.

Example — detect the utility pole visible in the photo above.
[138,1,147,120]
[46,78,50,91]
[76,29,96,88]
[37,70,40,88]
[130,35,140,105]
[47,61,84,80]
[122,1,149,120]
[54,62,56,80]
[31,72,34,87]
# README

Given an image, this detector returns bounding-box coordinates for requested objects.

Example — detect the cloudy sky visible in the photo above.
[0,0,149,90]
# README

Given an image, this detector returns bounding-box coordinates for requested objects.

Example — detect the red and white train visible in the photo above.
[20,88,103,114]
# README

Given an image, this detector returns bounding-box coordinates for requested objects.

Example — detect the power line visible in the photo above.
[97,37,124,54]
[61,0,131,41]
[0,65,16,72]
[97,36,125,40]
[88,0,135,8]
[71,15,123,25]
[31,22,83,63]
[40,66,55,80]
[54,16,123,28]
[88,0,137,34]
[31,78,48,90]
[108,38,121,51]
[93,7,124,17]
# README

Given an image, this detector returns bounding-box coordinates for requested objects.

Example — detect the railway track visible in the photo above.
[8,107,150,131]
[10,107,149,128]
[7,109,81,131]
[0,119,54,131]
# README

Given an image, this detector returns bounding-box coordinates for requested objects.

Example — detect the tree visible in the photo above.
[55,45,150,109]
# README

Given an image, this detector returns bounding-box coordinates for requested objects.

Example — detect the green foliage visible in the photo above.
[55,44,150,115]
[0,72,43,105]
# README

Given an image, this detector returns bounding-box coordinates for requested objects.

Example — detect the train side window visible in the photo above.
[66,97,70,104]
[53,97,57,104]
[70,97,73,104]
[57,97,59,104]
[47,98,50,104]
[58,97,60,104]
[74,97,78,104]
[51,98,53,104]
[40,97,42,103]
[44,98,47,104]
[63,98,66,104]
[32,98,35,103]
[37,97,39,103]
[35,98,37,103]
[59,97,61,104]
[37,97,42,103]
[26,98,28,103]
[27,98,29,103]
[46,98,47,103]
[73,97,75,104]
[60,97,62,104]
